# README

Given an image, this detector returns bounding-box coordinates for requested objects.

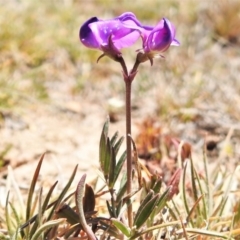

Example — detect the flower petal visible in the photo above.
[79,17,100,49]
[79,12,143,51]
[79,13,180,60]
[89,19,138,49]
[145,18,175,52]
[171,39,180,46]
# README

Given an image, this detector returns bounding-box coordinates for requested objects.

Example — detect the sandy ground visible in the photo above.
[0,86,152,188]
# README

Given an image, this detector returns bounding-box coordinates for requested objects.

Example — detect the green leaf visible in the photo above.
[110,131,119,146]
[99,119,110,179]
[152,176,162,194]
[55,203,80,225]
[177,228,231,239]
[203,143,212,215]
[83,184,95,214]
[181,160,190,221]
[113,150,126,185]
[108,145,116,188]
[116,199,123,217]
[116,172,127,203]
[154,187,170,213]
[190,157,200,215]
[99,119,125,186]
[29,188,43,238]
[111,218,131,237]
[31,219,65,240]
[99,220,121,238]
[41,180,58,218]
[106,200,114,217]
[134,193,160,229]
[47,164,78,222]
[134,190,154,221]
[64,223,82,238]
[20,181,58,232]
[186,195,203,224]
[130,136,142,189]
[75,174,96,240]
[130,220,181,239]
[211,196,228,218]
[8,201,21,230]
[148,187,170,225]
[113,136,124,155]
[193,168,207,220]
[103,118,109,136]
[26,154,44,221]
[233,201,240,227]
[5,192,13,235]
[100,137,112,181]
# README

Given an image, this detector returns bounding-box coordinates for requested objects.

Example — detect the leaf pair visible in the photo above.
[134,188,170,229]
[111,188,170,239]
[99,118,126,189]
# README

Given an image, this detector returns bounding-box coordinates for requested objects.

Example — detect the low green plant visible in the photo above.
[2,121,240,239]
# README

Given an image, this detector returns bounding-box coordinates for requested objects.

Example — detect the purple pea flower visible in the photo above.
[142,18,179,53]
[79,12,142,61]
[136,18,180,65]
[80,13,179,65]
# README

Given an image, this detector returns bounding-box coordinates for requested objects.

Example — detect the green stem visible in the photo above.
[110,189,116,217]
[125,78,133,228]
[119,56,140,228]
[130,60,140,75]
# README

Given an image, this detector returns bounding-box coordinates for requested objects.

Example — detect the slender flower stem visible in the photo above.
[130,60,140,75]
[125,77,133,228]
[119,56,128,77]
[119,56,140,228]
[118,56,133,227]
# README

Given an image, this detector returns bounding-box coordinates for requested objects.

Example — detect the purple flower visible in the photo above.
[79,13,179,64]
[141,18,180,54]
[134,18,179,65]
[79,12,142,60]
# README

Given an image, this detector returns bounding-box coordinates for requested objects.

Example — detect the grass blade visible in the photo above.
[111,218,131,237]
[203,142,212,215]
[8,201,21,230]
[47,164,78,221]
[31,219,65,240]
[177,227,231,239]
[181,161,190,219]
[193,168,207,220]
[75,174,96,240]
[41,181,58,216]
[190,157,200,216]
[19,181,58,231]
[26,154,45,221]
[186,195,203,224]
[130,220,181,239]
[29,187,43,238]
[5,192,13,235]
